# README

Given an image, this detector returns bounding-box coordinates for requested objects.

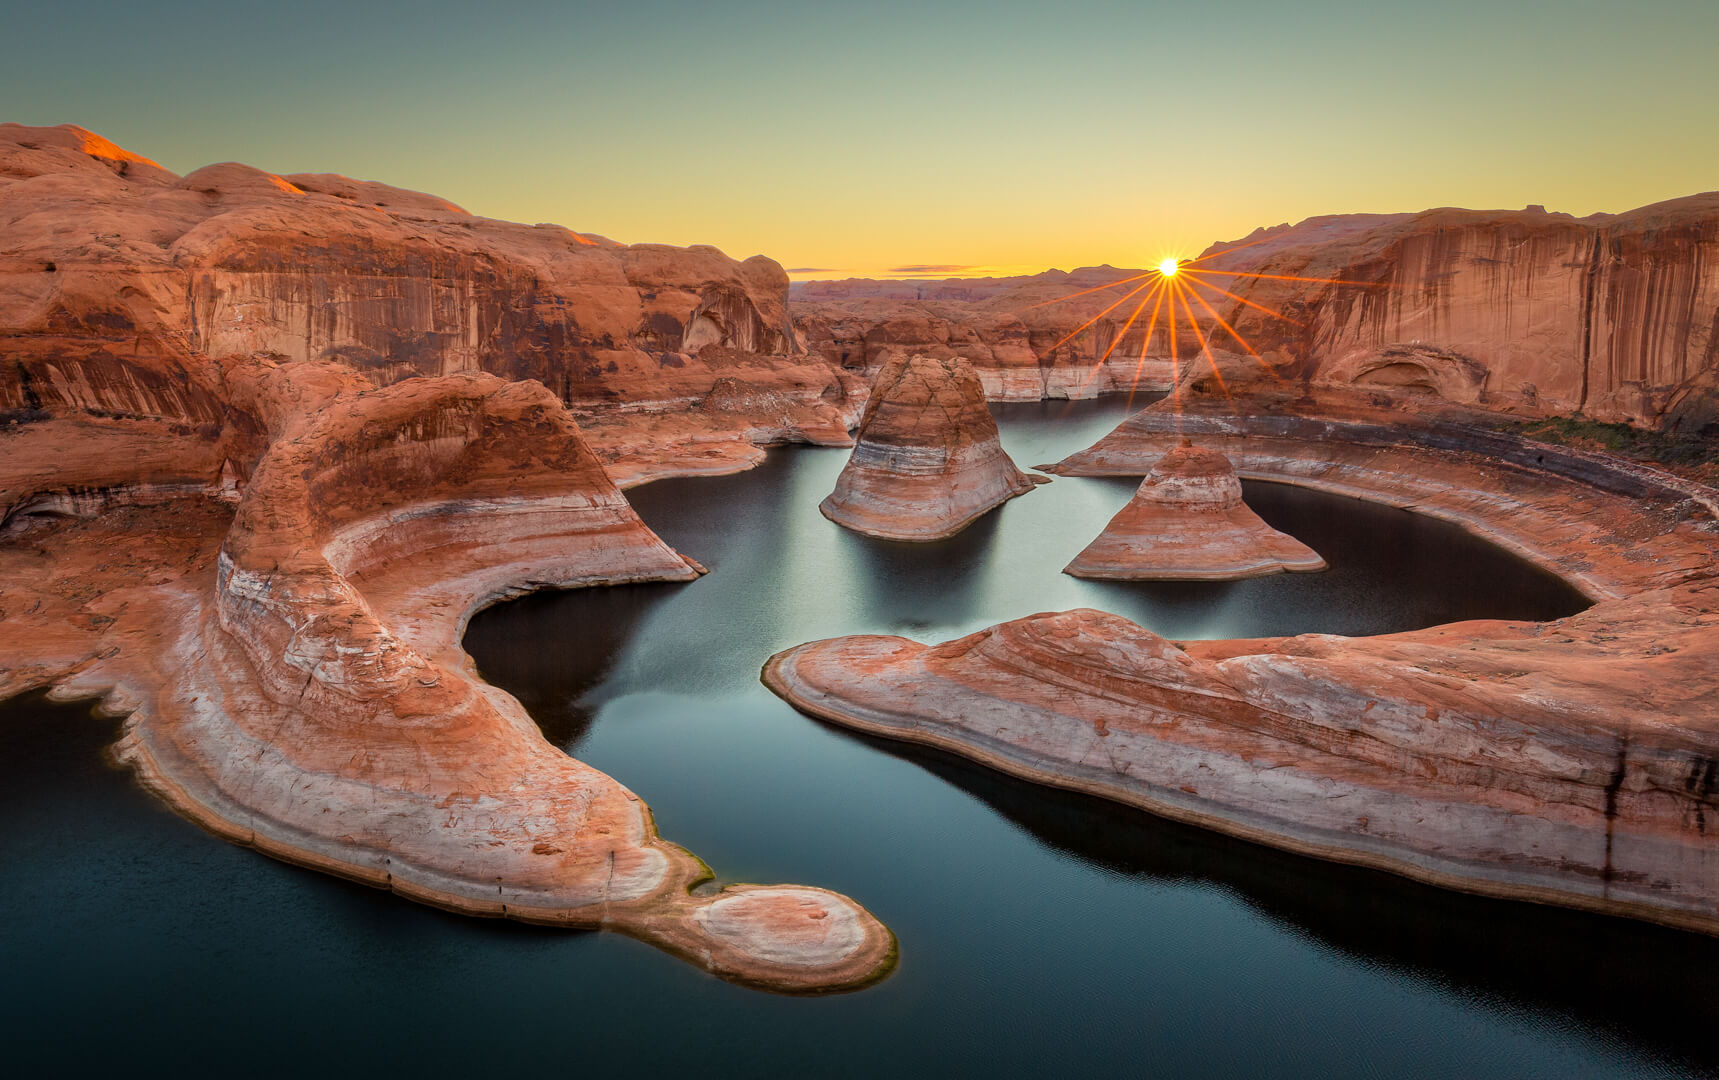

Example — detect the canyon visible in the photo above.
[0,124,894,991]
[794,196,1719,435]
[3,119,1718,992]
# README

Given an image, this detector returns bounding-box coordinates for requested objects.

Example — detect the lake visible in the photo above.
[5,397,1714,1078]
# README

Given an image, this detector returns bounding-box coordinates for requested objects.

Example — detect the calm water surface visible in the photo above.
[5,397,1715,1078]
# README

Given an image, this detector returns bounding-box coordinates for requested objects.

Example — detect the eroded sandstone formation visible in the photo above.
[0,121,860,506]
[819,354,1039,541]
[770,400,1719,936]
[1062,440,1324,580]
[1185,198,1719,430]
[793,195,1719,431]
[0,125,897,992]
[2,365,894,991]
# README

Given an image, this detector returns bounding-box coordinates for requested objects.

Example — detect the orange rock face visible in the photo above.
[1063,440,1325,580]
[820,354,1039,541]
[0,125,897,992]
[794,195,1719,432]
[1193,199,1719,430]
[0,121,859,507]
[770,401,1719,936]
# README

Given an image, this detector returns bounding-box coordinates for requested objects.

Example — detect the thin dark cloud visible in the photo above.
[888,263,975,275]
[785,267,834,273]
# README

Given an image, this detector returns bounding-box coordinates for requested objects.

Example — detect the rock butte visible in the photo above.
[1062,439,1325,580]
[819,353,1041,541]
[0,124,894,992]
[768,396,1719,935]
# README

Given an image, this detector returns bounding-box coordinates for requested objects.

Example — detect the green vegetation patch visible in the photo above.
[1498,416,1719,471]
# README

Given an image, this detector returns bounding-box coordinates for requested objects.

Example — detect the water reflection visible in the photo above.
[834,509,1006,629]
[853,728,1719,1076]
[463,582,685,748]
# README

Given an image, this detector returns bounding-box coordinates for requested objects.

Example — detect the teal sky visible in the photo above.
[7,0,1715,277]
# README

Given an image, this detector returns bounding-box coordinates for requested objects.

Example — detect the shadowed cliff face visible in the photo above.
[793,196,1719,430]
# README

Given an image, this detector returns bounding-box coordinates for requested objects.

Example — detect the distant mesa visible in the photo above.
[889,263,976,275]
[1063,440,1325,580]
[820,353,1041,541]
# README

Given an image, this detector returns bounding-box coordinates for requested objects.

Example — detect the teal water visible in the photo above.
[4,398,1714,1078]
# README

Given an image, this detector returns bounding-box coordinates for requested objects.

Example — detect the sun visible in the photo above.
[1024,240,1387,409]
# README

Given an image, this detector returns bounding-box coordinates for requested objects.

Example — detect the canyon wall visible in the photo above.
[793,197,1719,430]
[793,266,1178,400]
[0,122,859,525]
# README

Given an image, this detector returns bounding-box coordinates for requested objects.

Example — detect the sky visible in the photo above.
[6,0,1716,278]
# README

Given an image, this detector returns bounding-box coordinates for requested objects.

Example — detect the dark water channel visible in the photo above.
[5,397,1716,1078]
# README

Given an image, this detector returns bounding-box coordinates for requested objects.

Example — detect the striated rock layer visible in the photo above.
[793,194,1719,431]
[1063,439,1324,580]
[819,354,1039,541]
[0,121,860,505]
[0,122,898,992]
[769,403,1719,936]
[0,366,894,991]
[1188,199,1719,430]
[1,366,895,991]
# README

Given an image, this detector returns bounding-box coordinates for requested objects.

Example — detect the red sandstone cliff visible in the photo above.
[0,122,859,523]
[1194,198,1719,430]
[793,197,1719,431]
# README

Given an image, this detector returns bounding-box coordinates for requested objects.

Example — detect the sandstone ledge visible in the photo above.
[767,405,1719,936]
[7,368,895,993]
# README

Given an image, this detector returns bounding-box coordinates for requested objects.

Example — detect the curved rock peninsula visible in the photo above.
[28,368,894,991]
[820,353,1039,541]
[769,403,1719,936]
[1063,440,1324,580]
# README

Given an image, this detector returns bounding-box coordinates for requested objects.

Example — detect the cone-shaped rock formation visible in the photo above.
[1064,440,1324,580]
[820,354,1039,540]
